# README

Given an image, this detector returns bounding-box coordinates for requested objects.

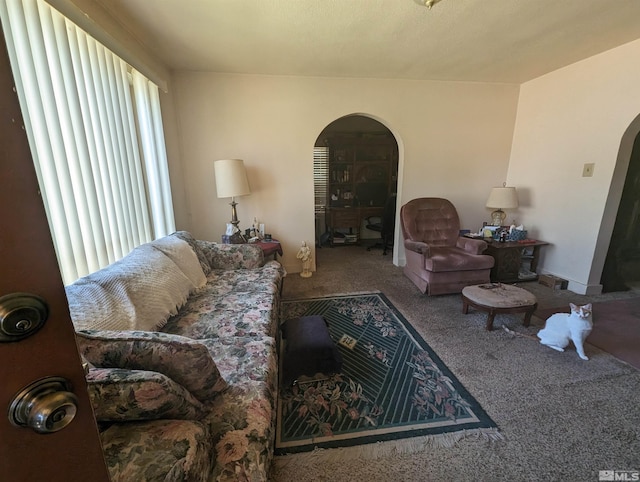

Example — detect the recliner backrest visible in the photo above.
[400,198,460,247]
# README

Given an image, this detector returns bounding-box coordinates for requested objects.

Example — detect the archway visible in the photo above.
[595,113,640,292]
[600,128,640,291]
[313,114,399,260]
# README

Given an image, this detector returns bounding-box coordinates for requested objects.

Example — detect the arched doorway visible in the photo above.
[600,128,640,292]
[313,114,399,257]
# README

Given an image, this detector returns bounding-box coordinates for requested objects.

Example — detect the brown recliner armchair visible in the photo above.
[400,198,494,295]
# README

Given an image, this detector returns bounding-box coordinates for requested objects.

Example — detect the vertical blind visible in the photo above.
[0,0,175,284]
[313,146,329,214]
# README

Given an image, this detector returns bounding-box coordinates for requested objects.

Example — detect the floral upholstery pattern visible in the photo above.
[163,291,280,339]
[86,368,207,422]
[207,382,276,482]
[69,232,284,482]
[162,263,285,340]
[101,419,212,482]
[197,241,264,270]
[207,261,285,294]
[76,330,227,402]
[200,336,278,389]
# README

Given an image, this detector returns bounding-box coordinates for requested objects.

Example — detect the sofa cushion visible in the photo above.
[199,336,277,389]
[87,368,206,422]
[173,231,212,276]
[101,419,212,482]
[423,246,495,272]
[76,330,227,402]
[66,244,194,332]
[150,236,207,289]
[162,290,278,339]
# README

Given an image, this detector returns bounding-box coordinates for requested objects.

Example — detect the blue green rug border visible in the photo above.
[276,291,499,455]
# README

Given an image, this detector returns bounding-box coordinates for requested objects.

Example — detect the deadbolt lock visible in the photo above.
[9,377,78,434]
[0,293,48,342]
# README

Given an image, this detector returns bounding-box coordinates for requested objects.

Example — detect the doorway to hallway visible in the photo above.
[313,114,399,264]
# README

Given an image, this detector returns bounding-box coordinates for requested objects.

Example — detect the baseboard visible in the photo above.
[566,280,603,295]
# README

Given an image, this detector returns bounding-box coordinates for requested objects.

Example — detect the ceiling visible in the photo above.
[99,0,640,84]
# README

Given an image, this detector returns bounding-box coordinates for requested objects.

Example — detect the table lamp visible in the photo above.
[486,184,518,226]
[214,159,251,233]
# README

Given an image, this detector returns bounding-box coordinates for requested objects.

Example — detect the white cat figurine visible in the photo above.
[537,303,593,360]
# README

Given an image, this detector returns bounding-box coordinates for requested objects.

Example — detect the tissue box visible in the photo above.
[508,230,528,241]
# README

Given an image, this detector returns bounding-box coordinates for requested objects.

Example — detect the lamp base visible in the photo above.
[490,209,506,227]
[229,198,241,233]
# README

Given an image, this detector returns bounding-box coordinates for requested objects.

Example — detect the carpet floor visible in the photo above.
[273,246,640,482]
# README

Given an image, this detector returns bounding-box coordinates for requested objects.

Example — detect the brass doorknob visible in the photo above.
[9,377,78,434]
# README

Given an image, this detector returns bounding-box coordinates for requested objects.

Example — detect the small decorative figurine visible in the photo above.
[296,241,312,278]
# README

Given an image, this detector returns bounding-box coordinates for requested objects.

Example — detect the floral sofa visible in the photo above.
[65,231,285,481]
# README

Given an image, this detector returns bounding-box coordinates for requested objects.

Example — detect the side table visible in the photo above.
[484,240,549,283]
[252,239,283,261]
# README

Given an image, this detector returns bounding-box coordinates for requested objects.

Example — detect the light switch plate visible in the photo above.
[582,163,595,177]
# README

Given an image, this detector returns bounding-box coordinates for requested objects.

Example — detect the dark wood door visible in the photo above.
[0,27,109,482]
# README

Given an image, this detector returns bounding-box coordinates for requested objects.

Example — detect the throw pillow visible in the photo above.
[151,237,207,289]
[76,330,228,402]
[86,367,207,422]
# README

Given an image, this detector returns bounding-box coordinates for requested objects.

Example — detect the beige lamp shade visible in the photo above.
[214,159,251,198]
[486,186,518,226]
[486,186,518,210]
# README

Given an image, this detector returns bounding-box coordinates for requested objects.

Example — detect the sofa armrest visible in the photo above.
[404,239,430,257]
[86,367,207,422]
[76,330,227,402]
[456,236,488,254]
[196,240,264,270]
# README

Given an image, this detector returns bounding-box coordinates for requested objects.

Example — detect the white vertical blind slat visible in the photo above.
[133,71,175,237]
[149,81,176,236]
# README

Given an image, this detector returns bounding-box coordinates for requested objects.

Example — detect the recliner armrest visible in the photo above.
[456,236,488,254]
[404,239,430,257]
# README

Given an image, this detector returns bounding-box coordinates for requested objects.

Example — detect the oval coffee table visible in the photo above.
[461,283,538,331]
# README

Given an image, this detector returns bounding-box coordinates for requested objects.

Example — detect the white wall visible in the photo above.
[169,73,519,273]
[508,39,640,294]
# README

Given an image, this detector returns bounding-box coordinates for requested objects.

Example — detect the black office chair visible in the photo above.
[366,195,397,255]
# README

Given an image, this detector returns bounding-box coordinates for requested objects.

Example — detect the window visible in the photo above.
[1,0,175,284]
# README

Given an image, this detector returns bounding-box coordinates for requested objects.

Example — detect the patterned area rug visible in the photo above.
[275,292,500,455]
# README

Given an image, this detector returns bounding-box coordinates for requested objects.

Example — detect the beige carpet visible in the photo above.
[273,245,640,482]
